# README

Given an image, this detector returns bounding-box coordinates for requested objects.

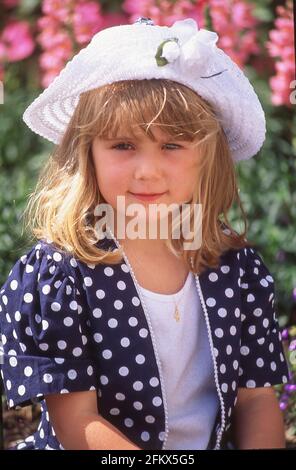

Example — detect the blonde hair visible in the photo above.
[22,78,253,275]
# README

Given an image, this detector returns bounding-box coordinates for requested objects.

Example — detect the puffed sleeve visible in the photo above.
[0,242,98,409]
[238,246,290,388]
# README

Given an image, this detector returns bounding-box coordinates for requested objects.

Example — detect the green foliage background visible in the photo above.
[0,0,295,447]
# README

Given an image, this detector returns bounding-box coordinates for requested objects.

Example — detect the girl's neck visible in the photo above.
[108,222,170,257]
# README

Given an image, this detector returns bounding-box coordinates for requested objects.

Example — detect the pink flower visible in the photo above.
[37,0,77,87]
[37,15,60,31]
[37,29,71,50]
[232,1,257,28]
[72,1,103,44]
[0,20,35,62]
[122,0,207,27]
[37,28,72,78]
[42,0,73,24]
[266,0,295,107]
[39,47,72,70]
[52,41,73,61]
[39,52,64,70]
[122,0,147,15]
[209,0,259,68]
[100,12,130,30]
[270,75,291,106]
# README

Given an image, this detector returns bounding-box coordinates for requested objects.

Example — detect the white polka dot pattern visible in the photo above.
[0,239,289,451]
[236,248,289,388]
[197,244,289,447]
[0,242,99,450]
[0,239,167,450]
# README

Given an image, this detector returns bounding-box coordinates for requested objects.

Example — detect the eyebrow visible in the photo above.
[103,136,141,141]
[102,135,188,142]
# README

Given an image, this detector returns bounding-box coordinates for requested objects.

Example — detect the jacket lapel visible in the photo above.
[197,249,242,445]
[81,236,167,450]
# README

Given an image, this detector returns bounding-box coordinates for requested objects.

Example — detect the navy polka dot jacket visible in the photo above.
[0,236,289,450]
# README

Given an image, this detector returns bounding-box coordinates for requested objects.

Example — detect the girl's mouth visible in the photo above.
[128,192,167,201]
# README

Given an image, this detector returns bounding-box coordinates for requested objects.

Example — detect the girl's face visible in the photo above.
[91,127,200,222]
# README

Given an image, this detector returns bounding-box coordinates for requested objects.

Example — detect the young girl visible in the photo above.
[0,17,290,451]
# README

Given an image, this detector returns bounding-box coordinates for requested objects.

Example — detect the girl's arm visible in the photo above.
[231,386,286,449]
[45,390,142,450]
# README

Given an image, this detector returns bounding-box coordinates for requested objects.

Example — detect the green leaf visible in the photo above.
[18,0,41,15]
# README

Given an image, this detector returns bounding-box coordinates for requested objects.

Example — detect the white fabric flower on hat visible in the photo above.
[155,18,219,71]
[161,40,181,63]
[179,29,219,69]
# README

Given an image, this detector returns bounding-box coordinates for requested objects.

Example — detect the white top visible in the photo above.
[138,272,219,450]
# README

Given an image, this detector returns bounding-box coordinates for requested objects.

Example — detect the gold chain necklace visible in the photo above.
[118,240,189,323]
[172,279,188,322]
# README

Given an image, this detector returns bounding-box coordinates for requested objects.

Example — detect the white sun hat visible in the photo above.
[22,16,266,162]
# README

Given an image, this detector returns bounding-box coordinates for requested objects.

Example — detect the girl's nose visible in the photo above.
[133,153,163,180]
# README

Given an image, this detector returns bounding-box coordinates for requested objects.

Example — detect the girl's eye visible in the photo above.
[112,143,134,150]
[164,144,181,150]
[111,143,181,150]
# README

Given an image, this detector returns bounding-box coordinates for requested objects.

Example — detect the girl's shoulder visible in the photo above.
[0,239,86,318]
[1,239,81,291]
[235,244,275,285]
[215,242,273,280]
[0,239,99,411]
[219,223,269,277]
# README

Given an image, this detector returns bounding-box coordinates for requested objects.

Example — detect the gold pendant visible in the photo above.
[174,306,180,322]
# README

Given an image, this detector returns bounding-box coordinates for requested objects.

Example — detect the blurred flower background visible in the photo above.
[0,0,295,449]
